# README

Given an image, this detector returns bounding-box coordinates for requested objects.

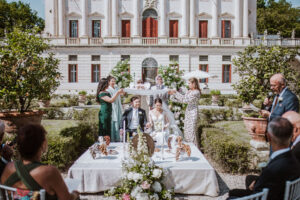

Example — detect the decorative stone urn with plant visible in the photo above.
[233,45,299,145]
[78,90,87,105]
[0,28,61,133]
[210,90,221,106]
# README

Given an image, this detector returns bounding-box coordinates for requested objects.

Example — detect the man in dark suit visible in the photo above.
[120,96,150,138]
[283,111,300,162]
[261,74,299,121]
[228,117,300,200]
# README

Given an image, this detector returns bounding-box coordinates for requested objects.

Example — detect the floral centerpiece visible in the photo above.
[110,59,132,88]
[157,63,186,132]
[105,130,173,200]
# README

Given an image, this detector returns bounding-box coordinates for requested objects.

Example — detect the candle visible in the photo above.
[161,119,165,160]
[123,120,126,159]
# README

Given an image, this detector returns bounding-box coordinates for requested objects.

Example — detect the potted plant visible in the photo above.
[210,90,221,106]
[78,91,87,105]
[0,29,61,134]
[233,45,299,143]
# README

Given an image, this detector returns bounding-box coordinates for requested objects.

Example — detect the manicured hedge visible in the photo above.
[200,127,252,173]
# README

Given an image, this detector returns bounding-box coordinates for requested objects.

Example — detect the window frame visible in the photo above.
[91,64,101,83]
[222,64,231,83]
[69,20,79,38]
[68,64,78,83]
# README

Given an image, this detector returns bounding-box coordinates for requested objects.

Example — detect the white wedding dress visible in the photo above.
[149,111,169,145]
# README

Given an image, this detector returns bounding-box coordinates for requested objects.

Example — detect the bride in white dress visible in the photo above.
[149,98,169,144]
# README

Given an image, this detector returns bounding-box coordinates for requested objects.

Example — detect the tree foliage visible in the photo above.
[0,29,61,112]
[233,45,299,103]
[0,0,44,37]
[110,60,132,88]
[257,0,300,37]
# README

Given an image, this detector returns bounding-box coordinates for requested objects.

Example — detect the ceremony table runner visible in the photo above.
[67,143,219,196]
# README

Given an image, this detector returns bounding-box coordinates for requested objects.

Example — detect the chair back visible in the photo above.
[234,188,269,200]
[284,177,300,200]
[0,184,45,200]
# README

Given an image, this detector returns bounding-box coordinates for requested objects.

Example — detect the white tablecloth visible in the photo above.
[124,88,168,96]
[67,143,219,196]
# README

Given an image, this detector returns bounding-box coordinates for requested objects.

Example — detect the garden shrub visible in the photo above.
[73,108,98,121]
[200,127,252,173]
[199,98,211,105]
[42,107,65,119]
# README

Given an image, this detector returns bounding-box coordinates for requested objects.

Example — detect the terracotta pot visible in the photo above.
[0,110,44,134]
[211,95,220,106]
[242,116,268,142]
[38,100,50,108]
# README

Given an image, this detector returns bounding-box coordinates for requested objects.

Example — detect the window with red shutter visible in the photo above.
[199,20,208,38]
[221,20,231,38]
[122,20,130,37]
[169,20,178,38]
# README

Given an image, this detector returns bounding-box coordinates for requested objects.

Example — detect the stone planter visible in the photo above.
[211,95,220,106]
[242,116,268,142]
[38,100,50,108]
[78,95,86,106]
[0,110,44,134]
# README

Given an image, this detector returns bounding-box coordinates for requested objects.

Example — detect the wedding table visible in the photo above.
[67,143,219,196]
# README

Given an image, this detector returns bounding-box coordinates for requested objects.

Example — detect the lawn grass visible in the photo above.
[42,120,78,136]
[213,121,251,143]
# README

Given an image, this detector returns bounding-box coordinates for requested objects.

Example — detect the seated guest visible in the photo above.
[120,96,149,137]
[1,124,79,200]
[0,121,13,177]
[228,117,300,200]
[282,111,300,162]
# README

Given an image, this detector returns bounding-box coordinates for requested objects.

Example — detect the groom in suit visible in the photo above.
[120,96,149,137]
[261,74,299,121]
[228,117,300,200]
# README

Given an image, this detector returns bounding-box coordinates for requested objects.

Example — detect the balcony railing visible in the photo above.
[46,36,300,47]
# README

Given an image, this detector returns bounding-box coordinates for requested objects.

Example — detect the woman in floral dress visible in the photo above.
[168,77,201,147]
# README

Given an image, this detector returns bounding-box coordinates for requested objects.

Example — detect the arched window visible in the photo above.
[142,9,158,37]
[142,57,158,84]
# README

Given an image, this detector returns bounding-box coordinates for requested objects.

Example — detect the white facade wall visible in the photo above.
[44,0,258,94]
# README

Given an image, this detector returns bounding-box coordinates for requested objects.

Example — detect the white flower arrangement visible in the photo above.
[105,129,174,200]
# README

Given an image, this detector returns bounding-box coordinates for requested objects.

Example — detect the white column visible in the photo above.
[81,0,88,37]
[181,0,188,37]
[159,0,167,37]
[190,0,196,37]
[104,0,111,37]
[211,0,218,37]
[112,0,119,36]
[234,0,241,37]
[132,0,140,37]
[58,0,65,37]
[243,0,248,37]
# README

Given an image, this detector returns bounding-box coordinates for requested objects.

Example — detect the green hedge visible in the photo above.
[200,127,252,173]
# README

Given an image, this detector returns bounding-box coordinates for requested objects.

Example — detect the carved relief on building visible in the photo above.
[144,0,157,9]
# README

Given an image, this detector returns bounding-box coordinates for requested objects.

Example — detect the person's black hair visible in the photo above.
[268,117,293,146]
[17,124,47,160]
[96,78,109,103]
[154,98,162,104]
[130,96,140,103]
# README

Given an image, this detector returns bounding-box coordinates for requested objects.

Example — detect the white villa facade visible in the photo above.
[43,0,298,94]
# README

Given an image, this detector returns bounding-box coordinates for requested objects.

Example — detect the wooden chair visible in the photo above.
[284,177,300,200]
[234,188,269,200]
[0,184,46,200]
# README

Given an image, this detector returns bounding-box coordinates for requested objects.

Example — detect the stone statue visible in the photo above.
[292,29,295,39]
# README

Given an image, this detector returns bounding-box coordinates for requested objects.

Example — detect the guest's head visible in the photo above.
[131,96,140,109]
[188,77,201,92]
[137,79,143,84]
[155,75,163,85]
[270,74,286,95]
[154,98,163,111]
[17,124,47,161]
[96,78,109,102]
[107,75,116,88]
[267,117,293,150]
[282,111,300,142]
[0,120,5,142]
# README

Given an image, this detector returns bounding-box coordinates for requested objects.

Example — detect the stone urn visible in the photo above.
[211,95,220,106]
[38,100,50,108]
[0,110,44,134]
[242,116,268,142]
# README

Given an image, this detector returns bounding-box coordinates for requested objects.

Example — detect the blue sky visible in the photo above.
[6,0,300,19]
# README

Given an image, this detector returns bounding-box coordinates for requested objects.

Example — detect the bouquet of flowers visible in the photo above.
[105,130,173,200]
[158,63,186,131]
[110,59,132,88]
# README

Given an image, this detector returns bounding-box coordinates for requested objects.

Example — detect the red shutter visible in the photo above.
[122,20,131,37]
[228,21,231,38]
[142,19,146,37]
[222,65,224,83]
[222,20,225,38]
[229,64,231,83]
[146,18,151,37]
[170,20,178,38]
[68,64,71,82]
[152,18,158,37]
[199,21,208,38]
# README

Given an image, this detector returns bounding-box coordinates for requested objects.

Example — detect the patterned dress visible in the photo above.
[171,90,200,147]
